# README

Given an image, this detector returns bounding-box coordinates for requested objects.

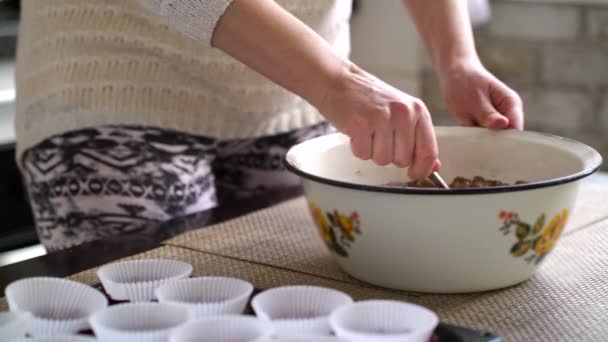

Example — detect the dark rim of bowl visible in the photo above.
[282,131,603,195]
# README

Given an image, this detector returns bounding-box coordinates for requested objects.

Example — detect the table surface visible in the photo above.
[0,188,302,296]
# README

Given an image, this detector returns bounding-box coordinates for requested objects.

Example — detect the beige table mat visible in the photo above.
[564,185,608,235]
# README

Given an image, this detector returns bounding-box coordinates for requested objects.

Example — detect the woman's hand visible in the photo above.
[317,63,440,180]
[438,60,524,130]
[402,1,524,131]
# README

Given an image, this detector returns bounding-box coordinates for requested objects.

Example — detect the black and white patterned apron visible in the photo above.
[22,123,332,251]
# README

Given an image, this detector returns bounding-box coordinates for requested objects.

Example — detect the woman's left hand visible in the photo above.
[438,60,524,130]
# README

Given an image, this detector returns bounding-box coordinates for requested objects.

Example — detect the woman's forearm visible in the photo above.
[212,0,348,108]
[401,0,480,74]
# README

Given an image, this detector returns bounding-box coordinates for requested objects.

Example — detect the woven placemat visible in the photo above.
[564,185,608,235]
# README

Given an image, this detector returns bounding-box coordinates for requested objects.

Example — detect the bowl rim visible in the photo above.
[283,127,603,195]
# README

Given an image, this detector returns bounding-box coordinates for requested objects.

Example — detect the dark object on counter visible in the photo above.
[0,0,19,10]
[435,323,501,342]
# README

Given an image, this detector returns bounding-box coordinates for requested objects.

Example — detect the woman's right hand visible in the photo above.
[316,63,440,180]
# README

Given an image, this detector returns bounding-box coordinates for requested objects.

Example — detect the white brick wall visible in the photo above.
[519,88,592,132]
[484,2,580,40]
[476,38,537,83]
[542,45,608,86]
[587,7,608,39]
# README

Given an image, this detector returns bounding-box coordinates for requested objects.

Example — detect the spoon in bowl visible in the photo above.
[429,171,450,189]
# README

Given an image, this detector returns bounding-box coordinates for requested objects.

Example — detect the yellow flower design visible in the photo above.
[500,208,570,264]
[307,201,362,257]
[534,208,569,255]
[336,213,355,240]
[308,202,332,244]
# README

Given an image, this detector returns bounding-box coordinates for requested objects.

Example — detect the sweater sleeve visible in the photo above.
[138,0,234,46]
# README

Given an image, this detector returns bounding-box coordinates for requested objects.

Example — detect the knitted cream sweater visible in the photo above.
[15,0,352,161]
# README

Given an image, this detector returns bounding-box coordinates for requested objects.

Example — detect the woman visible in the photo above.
[16,0,523,251]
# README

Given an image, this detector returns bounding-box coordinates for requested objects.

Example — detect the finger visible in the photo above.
[390,102,415,168]
[455,114,478,127]
[490,82,524,130]
[471,98,510,129]
[482,112,510,129]
[433,159,442,172]
[408,103,439,180]
[347,121,373,160]
[488,80,524,129]
[371,122,394,166]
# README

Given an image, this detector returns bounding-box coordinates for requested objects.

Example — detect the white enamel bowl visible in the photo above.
[284,127,602,293]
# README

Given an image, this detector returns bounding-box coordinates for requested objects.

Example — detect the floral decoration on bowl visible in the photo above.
[499,208,569,264]
[308,201,361,257]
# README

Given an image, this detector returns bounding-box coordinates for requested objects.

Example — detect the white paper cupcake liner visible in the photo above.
[170,315,273,342]
[5,277,108,337]
[0,311,31,340]
[12,336,98,342]
[89,302,190,342]
[251,286,353,337]
[97,259,193,302]
[155,277,254,318]
[329,300,439,342]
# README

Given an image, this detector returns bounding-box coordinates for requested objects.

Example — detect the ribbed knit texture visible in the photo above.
[138,0,236,45]
[15,0,352,163]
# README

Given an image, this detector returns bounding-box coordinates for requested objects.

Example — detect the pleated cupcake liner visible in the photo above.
[0,311,31,340]
[169,315,273,342]
[329,300,439,342]
[12,335,98,341]
[155,276,254,318]
[5,277,108,337]
[97,259,193,302]
[89,302,190,342]
[251,285,353,337]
